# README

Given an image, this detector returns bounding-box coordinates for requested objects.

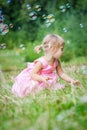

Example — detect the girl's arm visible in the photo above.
[56,61,80,85]
[30,62,50,85]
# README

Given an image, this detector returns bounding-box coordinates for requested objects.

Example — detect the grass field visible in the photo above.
[0,50,87,130]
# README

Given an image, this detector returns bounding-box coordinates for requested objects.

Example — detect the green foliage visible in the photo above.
[20,42,43,62]
[0,50,25,70]
[0,0,87,62]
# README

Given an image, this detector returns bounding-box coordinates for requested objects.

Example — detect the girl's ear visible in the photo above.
[49,45,57,54]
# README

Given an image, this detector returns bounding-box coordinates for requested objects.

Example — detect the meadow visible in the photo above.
[0,0,87,129]
[0,49,87,130]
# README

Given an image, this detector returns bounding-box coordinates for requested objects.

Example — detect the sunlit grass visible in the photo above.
[0,50,26,71]
[0,50,87,130]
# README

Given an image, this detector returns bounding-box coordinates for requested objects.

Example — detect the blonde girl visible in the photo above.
[12,34,81,97]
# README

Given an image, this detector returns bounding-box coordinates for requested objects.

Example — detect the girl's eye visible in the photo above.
[61,48,63,51]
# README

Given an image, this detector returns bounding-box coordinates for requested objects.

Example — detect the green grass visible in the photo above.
[0,50,87,130]
[0,49,26,71]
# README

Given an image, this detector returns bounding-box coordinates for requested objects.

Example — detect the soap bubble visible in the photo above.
[0,19,2,24]
[0,43,6,49]
[80,95,87,103]
[26,4,31,10]
[0,9,2,15]
[45,20,51,27]
[80,23,84,28]
[66,40,70,44]
[7,0,11,4]
[45,19,51,27]
[47,14,55,22]
[80,65,87,75]
[0,15,5,23]
[19,44,25,51]
[29,12,37,20]
[59,5,66,12]
[0,14,11,35]
[0,23,9,35]
[18,26,21,30]
[19,44,24,48]
[66,3,71,8]
[61,8,66,12]
[45,14,55,27]
[59,5,65,10]
[63,27,67,33]
[9,23,13,28]
[35,5,41,11]
[42,14,47,20]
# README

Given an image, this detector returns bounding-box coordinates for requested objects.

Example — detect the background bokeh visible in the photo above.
[0,0,87,62]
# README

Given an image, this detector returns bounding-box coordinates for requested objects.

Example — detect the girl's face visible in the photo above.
[53,45,64,59]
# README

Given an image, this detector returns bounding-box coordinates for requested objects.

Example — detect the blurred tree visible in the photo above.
[0,0,87,60]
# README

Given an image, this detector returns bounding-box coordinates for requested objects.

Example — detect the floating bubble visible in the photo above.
[0,9,2,15]
[0,43,6,49]
[0,14,9,35]
[56,113,64,121]
[29,12,37,17]
[59,5,65,10]
[9,23,13,28]
[56,110,72,121]
[42,14,46,19]
[63,28,67,33]
[66,40,70,44]
[81,65,86,70]
[80,95,87,103]
[46,23,51,27]
[47,14,53,19]
[83,70,87,75]
[29,12,37,20]
[59,5,66,12]
[19,44,25,51]
[47,14,55,22]
[45,20,51,27]
[45,14,55,27]
[0,23,3,29]
[0,24,4,32]
[7,0,11,4]
[18,26,21,30]
[80,23,84,28]
[19,44,24,48]
[26,4,31,10]
[81,65,87,75]
[3,24,9,29]
[0,23,9,35]
[66,3,71,8]
[46,19,50,23]
[21,47,25,50]
[0,19,2,24]
[0,15,5,23]
[35,5,41,11]
[1,29,9,35]
[31,15,37,20]
[61,8,66,12]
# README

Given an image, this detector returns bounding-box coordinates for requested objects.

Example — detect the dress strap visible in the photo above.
[34,57,47,67]
[34,57,58,68]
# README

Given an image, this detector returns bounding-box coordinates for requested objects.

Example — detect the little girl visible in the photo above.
[12,34,80,97]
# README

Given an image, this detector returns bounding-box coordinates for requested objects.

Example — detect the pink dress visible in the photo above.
[12,57,63,97]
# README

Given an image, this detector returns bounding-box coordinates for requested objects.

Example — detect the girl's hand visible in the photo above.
[71,80,82,87]
[41,76,52,86]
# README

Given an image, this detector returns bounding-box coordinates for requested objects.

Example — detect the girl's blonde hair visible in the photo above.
[34,34,64,53]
